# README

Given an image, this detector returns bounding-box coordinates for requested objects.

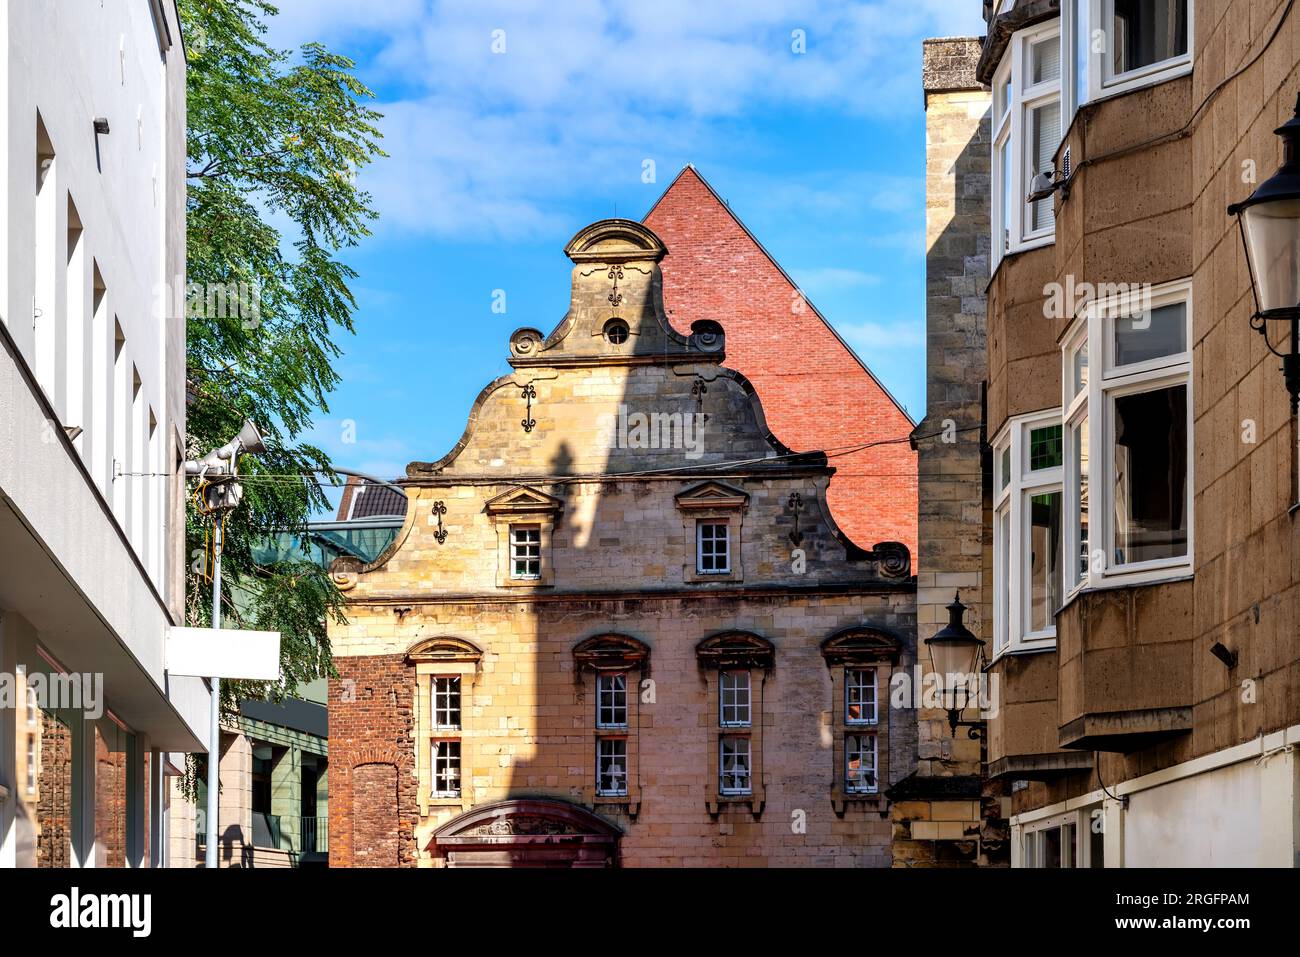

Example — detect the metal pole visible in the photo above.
[204,517,222,868]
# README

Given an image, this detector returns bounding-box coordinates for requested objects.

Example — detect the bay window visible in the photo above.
[993,410,1064,656]
[1064,279,1192,593]
[991,21,1061,266]
[992,2,1194,269]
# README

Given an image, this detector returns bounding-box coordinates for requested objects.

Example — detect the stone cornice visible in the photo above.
[341,580,916,608]
[976,0,1060,85]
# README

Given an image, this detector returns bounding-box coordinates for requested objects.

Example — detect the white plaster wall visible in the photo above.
[0,0,206,749]
[1122,752,1298,867]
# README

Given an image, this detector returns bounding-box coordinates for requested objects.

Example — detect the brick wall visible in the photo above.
[36,716,73,868]
[644,167,918,556]
[328,654,418,868]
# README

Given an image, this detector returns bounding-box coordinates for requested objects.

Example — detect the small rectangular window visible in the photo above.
[845,734,878,793]
[1029,424,1063,471]
[719,736,752,795]
[696,521,730,574]
[597,738,628,796]
[719,671,751,727]
[1112,301,1187,368]
[596,673,628,729]
[510,525,541,579]
[846,669,877,724]
[432,676,461,730]
[432,741,461,798]
[26,735,37,794]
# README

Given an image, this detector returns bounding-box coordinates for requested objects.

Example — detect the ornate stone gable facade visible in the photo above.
[327,219,917,867]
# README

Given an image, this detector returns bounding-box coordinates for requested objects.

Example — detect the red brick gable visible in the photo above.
[643,166,917,555]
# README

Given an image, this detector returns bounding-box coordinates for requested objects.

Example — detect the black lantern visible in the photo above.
[924,592,987,736]
[1229,93,1300,412]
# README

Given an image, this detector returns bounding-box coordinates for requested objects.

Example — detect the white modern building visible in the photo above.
[0,0,209,867]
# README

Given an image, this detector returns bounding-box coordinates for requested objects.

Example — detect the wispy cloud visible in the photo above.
[267,0,984,241]
[792,267,883,295]
[838,318,926,352]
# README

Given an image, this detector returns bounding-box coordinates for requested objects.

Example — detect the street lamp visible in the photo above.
[1228,93,1300,412]
[924,592,986,736]
[185,418,266,869]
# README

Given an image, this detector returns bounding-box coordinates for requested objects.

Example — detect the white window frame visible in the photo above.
[1064,279,1194,597]
[596,672,628,729]
[431,675,461,731]
[991,20,1062,270]
[844,733,878,794]
[845,668,878,725]
[719,670,751,728]
[1064,320,1091,593]
[1089,0,1194,101]
[1020,805,1104,867]
[719,735,752,796]
[597,737,628,797]
[431,740,461,798]
[1064,2,1196,117]
[509,524,541,580]
[695,520,731,575]
[993,408,1065,657]
[26,734,37,795]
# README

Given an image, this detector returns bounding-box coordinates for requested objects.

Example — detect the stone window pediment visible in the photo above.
[695,631,775,671]
[406,636,483,666]
[484,485,564,521]
[674,480,749,513]
[820,628,902,666]
[572,633,651,674]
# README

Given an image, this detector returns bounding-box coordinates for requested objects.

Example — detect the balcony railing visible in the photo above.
[300,816,327,855]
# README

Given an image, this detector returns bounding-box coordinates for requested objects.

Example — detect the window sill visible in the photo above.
[989,234,1055,287]
[988,640,1057,668]
[708,793,764,818]
[831,790,884,817]
[428,796,463,807]
[1060,569,1194,612]
[1093,59,1192,104]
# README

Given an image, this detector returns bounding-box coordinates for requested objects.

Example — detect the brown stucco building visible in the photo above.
[937,0,1300,866]
[325,219,917,867]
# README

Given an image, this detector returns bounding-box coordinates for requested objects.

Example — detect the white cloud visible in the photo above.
[792,267,882,295]
[838,318,925,352]
[264,0,985,239]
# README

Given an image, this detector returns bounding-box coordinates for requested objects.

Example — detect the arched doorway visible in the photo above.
[429,799,621,868]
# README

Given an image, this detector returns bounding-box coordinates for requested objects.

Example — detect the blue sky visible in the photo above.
[264,0,986,492]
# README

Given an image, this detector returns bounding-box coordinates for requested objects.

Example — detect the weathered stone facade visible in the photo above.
[327,219,917,867]
[894,38,1006,868]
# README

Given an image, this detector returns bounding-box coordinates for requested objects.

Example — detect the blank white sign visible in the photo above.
[167,626,281,680]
